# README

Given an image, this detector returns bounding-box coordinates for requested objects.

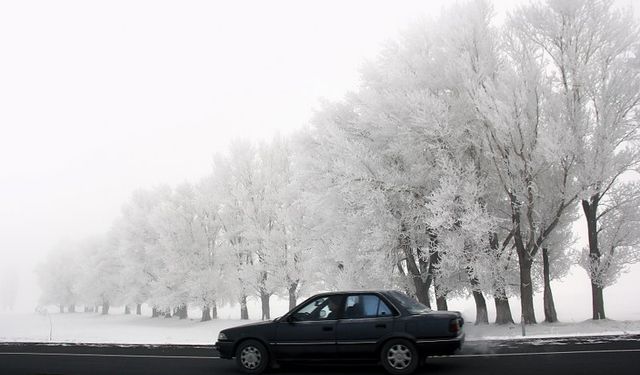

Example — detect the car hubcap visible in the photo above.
[387,344,412,370]
[240,346,262,369]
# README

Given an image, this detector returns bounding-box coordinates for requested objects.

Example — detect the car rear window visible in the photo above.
[388,291,431,314]
[344,294,394,318]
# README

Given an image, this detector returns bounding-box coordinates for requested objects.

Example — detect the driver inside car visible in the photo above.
[324,297,341,320]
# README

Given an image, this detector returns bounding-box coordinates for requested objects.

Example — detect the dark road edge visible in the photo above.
[1,333,639,357]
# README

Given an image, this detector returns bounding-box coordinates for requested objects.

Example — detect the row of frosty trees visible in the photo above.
[38,0,640,324]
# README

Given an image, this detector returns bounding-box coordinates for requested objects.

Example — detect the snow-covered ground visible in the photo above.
[464,319,640,340]
[0,312,230,345]
[1,311,639,345]
[3,270,640,345]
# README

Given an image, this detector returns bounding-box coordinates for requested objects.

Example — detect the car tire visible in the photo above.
[235,339,269,374]
[380,338,419,375]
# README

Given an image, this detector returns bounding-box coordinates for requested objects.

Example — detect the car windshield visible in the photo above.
[389,291,431,314]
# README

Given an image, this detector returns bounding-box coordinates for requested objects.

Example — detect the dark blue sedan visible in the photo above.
[215,290,464,374]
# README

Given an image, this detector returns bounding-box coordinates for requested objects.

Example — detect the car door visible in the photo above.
[335,293,396,359]
[274,295,343,360]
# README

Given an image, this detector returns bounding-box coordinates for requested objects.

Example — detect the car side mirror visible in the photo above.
[286,315,297,323]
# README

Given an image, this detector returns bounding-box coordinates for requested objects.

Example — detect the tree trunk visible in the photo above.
[164,308,172,318]
[518,257,536,324]
[177,304,188,319]
[201,306,211,322]
[432,247,448,312]
[124,305,131,315]
[494,295,514,324]
[401,238,430,308]
[59,304,64,313]
[468,275,488,324]
[434,281,448,311]
[582,198,606,320]
[422,231,442,311]
[240,295,249,320]
[260,292,271,320]
[152,307,161,318]
[102,302,110,315]
[542,247,558,323]
[471,290,488,325]
[591,282,606,320]
[136,304,142,315]
[435,295,448,311]
[68,304,75,313]
[288,282,298,311]
[488,232,514,324]
[211,300,218,319]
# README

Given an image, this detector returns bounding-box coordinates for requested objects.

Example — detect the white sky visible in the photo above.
[1,0,639,315]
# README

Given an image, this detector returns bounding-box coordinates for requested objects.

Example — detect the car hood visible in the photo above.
[222,320,274,334]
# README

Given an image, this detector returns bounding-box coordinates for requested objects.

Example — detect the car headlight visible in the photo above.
[218,332,228,341]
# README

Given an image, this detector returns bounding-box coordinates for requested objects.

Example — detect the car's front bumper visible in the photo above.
[214,341,234,359]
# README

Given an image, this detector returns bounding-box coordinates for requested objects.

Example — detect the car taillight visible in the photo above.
[449,319,460,333]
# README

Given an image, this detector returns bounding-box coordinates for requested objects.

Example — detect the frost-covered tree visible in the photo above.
[35,0,640,325]
[472,163,520,325]
[512,0,640,320]
[453,0,581,324]
[426,159,495,324]
[37,242,82,313]
[147,183,207,319]
[257,136,317,310]
[211,137,314,319]
[300,96,438,305]
[424,1,526,324]
[118,186,173,316]
[75,234,126,315]
[213,141,267,319]
[299,9,502,318]
[578,181,640,303]
[215,203,252,319]
[293,128,397,294]
[194,176,233,320]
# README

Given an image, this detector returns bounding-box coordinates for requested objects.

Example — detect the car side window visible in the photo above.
[377,298,393,316]
[292,296,327,321]
[343,294,393,319]
[291,296,342,321]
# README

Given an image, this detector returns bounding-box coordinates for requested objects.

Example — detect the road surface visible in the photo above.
[1,334,639,374]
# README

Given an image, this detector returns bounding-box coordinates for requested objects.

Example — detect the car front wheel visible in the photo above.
[380,338,419,375]
[235,339,269,374]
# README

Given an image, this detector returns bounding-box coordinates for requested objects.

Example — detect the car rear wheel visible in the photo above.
[235,339,269,374]
[380,338,419,375]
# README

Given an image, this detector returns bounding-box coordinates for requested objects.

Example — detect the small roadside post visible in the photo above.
[37,306,53,341]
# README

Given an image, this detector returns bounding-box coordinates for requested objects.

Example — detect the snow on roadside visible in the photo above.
[1,312,640,345]
[0,312,237,345]
[464,319,640,341]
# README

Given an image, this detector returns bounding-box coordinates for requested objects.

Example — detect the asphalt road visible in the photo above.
[1,334,639,375]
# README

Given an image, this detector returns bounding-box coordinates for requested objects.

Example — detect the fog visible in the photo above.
[1,0,440,311]
[1,0,639,317]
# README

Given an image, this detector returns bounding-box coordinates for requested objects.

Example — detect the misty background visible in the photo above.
[1,0,639,320]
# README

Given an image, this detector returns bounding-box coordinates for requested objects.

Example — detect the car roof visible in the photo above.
[284,290,410,317]
[311,290,397,297]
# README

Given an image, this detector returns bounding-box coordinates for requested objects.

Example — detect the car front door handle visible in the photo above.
[322,326,333,331]
[375,324,386,328]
